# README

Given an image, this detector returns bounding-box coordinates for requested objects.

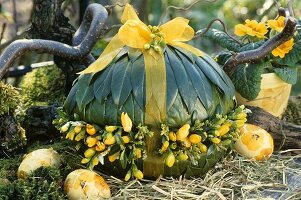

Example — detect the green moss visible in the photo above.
[20,65,66,106]
[0,81,21,116]
[0,167,67,200]
[284,97,301,125]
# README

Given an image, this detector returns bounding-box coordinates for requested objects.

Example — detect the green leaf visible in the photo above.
[175,49,212,110]
[273,67,298,84]
[93,65,114,103]
[64,82,78,115]
[131,56,145,110]
[231,62,265,100]
[167,47,197,113]
[215,51,232,66]
[111,57,132,106]
[164,51,178,111]
[119,149,128,169]
[104,97,118,125]
[199,28,242,52]
[76,74,94,111]
[87,100,105,126]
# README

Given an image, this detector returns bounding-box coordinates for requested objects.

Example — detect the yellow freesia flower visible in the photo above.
[267,16,285,32]
[272,38,294,58]
[234,19,268,38]
[121,112,133,132]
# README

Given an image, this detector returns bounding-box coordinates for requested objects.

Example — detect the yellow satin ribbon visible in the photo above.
[79,4,204,126]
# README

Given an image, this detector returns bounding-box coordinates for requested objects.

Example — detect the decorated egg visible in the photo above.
[64,169,111,200]
[17,148,61,178]
[235,124,274,160]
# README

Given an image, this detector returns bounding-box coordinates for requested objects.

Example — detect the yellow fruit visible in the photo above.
[188,134,202,144]
[17,148,61,179]
[64,169,111,200]
[165,153,176,167]
[121,112,132,132]
[105,126,117,132]
[95,142,106,152]
[218,124,230,136]
[197,143,208,153]
[86,137,98,147]
[122,136,130,144]
[210,137,221,144]
[176,124,190,141]
[84,148,96,158]
[86,124,97,135]
[235,124,274,161]
[168,132,177,141]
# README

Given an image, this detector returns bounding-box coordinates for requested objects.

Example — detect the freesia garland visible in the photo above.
[54,106,248,181]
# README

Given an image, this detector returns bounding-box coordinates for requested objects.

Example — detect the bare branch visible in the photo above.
[224,17,297,76]
[194,18,241,45]
[287,0,295,17]
[0,23,6,44]
[0,3,108,79]
[159,0,217,24]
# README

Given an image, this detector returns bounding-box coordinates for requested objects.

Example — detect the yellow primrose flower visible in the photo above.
[121,112,132,132]
[86,136,98,147]
[272,38,294,58]
[234,19,268,38]
[95,141,106,152]
[267,16,285,32]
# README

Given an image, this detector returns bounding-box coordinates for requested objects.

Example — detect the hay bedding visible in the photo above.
[104,150,301,200]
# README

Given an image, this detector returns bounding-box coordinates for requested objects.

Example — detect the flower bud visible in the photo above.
[84,148,96,158]
[124,170,132,181]
[95,141,106,152]
[168,132,177,142]
[74,125,82,134]
[133,168,143,180]
[60,122,70,133]
[210,137,221,144]
[86,124,97,135]
[81,158,90,164]
[144,43,151,50]
[177,152,188,161]
[176,124,190,141]
[105,126,118,132]
[122,135,130,144]
[197,143,208,153]
[182,137,192,148]
[86,136,98,147]
[189,134,202,144]
[160,141,169,153]
[121,112,133,132]
[108,152,119,162]
[218,124,230,136]
[135,148,142,159]
[165,153,175,167]
[104,133,116,145]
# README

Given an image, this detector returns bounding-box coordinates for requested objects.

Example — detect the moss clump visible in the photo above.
[0,167,67,200]
[284,96,301,125]
[20,65,66,106]
[0,81,21,116]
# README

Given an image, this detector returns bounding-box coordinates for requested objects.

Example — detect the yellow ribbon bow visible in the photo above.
[80,4,203,126]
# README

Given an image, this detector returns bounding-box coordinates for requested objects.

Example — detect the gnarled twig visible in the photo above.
[0,3,108,79]
[223,17,297,76]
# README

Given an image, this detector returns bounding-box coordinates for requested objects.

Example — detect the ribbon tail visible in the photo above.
[143,49,167,126]
[78,35,125,74]
[171,41,204,57]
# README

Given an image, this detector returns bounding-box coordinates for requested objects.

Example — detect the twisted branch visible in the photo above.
[0,3,108,79]
[223,17,297,76]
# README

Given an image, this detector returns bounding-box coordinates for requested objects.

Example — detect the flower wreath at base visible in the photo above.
[54,105,248,181]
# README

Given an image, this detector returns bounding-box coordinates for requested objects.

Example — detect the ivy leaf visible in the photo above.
[273,67,298,84]
[198,28,242,52]
[231,62,265,100]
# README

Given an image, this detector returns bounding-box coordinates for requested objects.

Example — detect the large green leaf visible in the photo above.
[175,49,212,109]
[76,74,94,111]
[200,28,242,52]
[273,67,298,84]
[231,62,265,100]
[86,100,105,125]
[131,56,145,110]
[167,47,197,113]
[64,82,78,115]
[93,65,114,103]
[104,97,118,125]
[111,57,132,106]
[165,52,178,111]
